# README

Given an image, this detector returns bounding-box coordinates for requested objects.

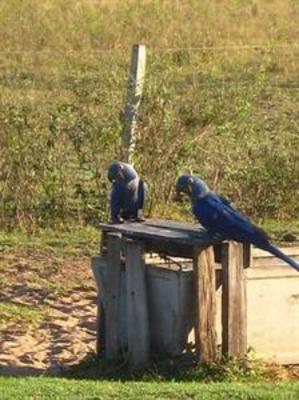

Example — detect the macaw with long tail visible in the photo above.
[108,161,147,224]
[175,174,299,272]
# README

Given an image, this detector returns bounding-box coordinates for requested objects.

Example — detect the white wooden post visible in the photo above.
[125,238,149,368]
[105,233,122,359]
[121,44,146,164]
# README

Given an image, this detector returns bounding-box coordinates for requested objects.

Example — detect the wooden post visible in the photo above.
[214,242,251,268]
[91,256,108,357]
[243,243,251,268]
[105,233,122,359]
[221,241,247,357]
[125,239,149,368]
[121,44,146,164]
[96,298,105,356]
[100,231,108,255]
[193,246,217,363]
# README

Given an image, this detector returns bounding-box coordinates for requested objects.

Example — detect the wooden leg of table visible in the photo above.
[105,233,122,360]
[193,246,217,363]
[100,231,108,255]
[221,241,247,357]
[125,239,149,368]
[96,298,106,357]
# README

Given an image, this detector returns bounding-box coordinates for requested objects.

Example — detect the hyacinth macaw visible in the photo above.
[175,174,299,272]
[108,161,147,223]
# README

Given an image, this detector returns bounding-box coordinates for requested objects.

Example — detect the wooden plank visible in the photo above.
[221,241,247,357]
[100,231,108,255]
[99,222,209,244]
[193,246,217,363]
[121,44,146,163]
[214,242,251,268]
[105,233,122,359]
[91,256,108,357]
[243,243,251,268]
[144,219,203,233]
[143,238,194,258]
[99,223,204,257]
[96,298,106,357]
[125,239,149,367]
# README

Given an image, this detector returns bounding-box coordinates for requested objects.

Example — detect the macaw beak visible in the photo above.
[119,169,125,180]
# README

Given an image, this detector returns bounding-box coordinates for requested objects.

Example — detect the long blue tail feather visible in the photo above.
[263,243,299,272]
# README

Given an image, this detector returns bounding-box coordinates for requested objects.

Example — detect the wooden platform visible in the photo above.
[95,219,247,367]
[99,219,213,258]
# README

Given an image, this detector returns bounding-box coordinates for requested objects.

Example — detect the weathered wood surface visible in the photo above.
[100,220,208,242]
[95,299,105,356]
[91,256,109,356]
[146,220,251,267]
[99,220,214,257]
[144,219,203,233]
[126,239,150,367]
[193,246,217,362]
[99,219,250,263]
[105,234,122,359]
[221,241,247,357]
[146,220,249,255]
[242,243,251,268]
[98,219,249,363]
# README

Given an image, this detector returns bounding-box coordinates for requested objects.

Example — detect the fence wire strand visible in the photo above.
[0,43,298,55]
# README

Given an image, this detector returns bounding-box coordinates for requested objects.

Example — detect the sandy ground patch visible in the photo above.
[0,251,98,376]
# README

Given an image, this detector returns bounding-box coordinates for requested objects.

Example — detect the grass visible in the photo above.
[0,226,99,256]
[0,1,298,391]
[0,226,99,296]
[0,302,45,329]
[1,377,299,400]
[262,219,299,242]
[0,0,298,229]
[62,351,299,382]
[0,226,97,332]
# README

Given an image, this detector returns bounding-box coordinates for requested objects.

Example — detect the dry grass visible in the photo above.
[0,1,298,228]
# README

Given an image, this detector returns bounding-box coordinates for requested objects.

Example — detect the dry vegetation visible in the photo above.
[0,1,298,385]
[0,0,298,230]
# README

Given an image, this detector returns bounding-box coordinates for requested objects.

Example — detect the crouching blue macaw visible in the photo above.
[175,174,299,272]
[108,161,147,224]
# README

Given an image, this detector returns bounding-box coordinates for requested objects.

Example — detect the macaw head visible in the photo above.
[108,161,125,183]
[175,174,210,201]
[175,174,194,200]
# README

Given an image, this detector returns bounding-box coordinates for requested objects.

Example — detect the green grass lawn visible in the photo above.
[1,377,299,400]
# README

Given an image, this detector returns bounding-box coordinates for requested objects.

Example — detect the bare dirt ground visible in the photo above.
[0,244,298,380]
[0,249,97,376]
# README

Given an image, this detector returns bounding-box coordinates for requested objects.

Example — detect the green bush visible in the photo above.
[0,0,298,229]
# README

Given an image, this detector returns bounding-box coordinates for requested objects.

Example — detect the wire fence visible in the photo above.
[0,44,298,93]
[0,43,299,53]
[0,43,298,228]
[0,43,299,96]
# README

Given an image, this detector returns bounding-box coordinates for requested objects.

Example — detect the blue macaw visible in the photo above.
[175,174,299,272]
[108,161,147,223]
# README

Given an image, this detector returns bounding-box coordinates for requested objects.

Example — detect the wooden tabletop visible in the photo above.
[99,219,217,257]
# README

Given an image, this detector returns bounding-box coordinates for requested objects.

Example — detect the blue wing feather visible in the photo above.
[193,193,269,246]
[191,188,299,272]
